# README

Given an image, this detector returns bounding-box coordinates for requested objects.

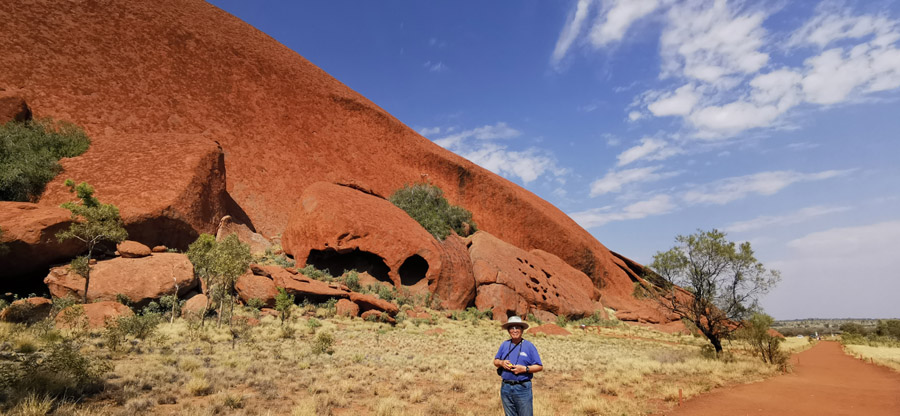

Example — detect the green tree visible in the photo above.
[389,183,477,240]
[186,233,251,327]
[649,229,780,354]
[839,322,866,335]
[0,119,90,202]
[56,180,128,304]
[274,287,295,325]
[875,319,900,339]
[737,313,786,365]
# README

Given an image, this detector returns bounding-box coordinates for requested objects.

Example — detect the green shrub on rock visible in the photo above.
[389,183,477,240]
[0,119,90,202]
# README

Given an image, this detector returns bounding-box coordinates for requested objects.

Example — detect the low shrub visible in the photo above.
[0,340,109,404]
[389,183,477,240]
[311,331,335,355]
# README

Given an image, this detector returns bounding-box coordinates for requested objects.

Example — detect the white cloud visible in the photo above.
[589,0,660,47]
[627,111,643,121]
[589,166,678,196]
[616,137,681,166]
[551,0,595,70]
[431,122,562,184]
[571,194,675,227]
[647,84,701,116]
[788,8,898,49]
[423,60,448,72]
[724,205,851,233]
[458,143,564,184]
[660,0,768,85]
[682,169,852,205]
[688,101,781,137]
[419,127,441,136]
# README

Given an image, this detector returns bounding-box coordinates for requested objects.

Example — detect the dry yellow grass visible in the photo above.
[0,308,787,415]
[843,344,900,372]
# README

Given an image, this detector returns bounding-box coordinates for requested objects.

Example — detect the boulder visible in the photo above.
[44,253,197,306]
[56,301,133,329]
[467,231,597,321]
[152,245,167,253]
[0,297,52,324]
[361,309,396,325]
[0,94,31,123]
[116,240,151,258]
[335,299,359,317]
[235,271,277,307]
[182,293,209,316]
[282,182,444,291]
[273,270,349,301]
[0,202,82,279]
[349,292,399,316]
[432,234,476,310]
[216,215,271,255]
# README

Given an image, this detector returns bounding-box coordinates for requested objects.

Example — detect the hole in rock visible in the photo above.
[307,248,391,283]
[399,255,429,286]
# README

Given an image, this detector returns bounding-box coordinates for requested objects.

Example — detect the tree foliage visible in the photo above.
[0,119,90,202]
[56,180,128,303]
[389,183,477,240]
[186,233,251,326]
[737,313,787,365]
[649,229,780,353]
[275,287,295,325]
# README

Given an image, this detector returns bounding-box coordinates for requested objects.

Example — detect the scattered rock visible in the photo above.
[117,240,151,258]
[235,271,277,308]
[0,297,52,324]
[361,309,396,325]
[152,245,167,253]
[182,293,209,316]
[44,253,198,306]
[349,292,399,316]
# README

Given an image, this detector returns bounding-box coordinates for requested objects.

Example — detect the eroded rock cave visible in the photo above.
[306,248,391,282]
[398,254,428,286]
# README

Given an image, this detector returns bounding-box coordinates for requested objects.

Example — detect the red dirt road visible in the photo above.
[660,341,900,415]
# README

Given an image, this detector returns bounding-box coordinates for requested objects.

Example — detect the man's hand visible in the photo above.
[511,365,527,375]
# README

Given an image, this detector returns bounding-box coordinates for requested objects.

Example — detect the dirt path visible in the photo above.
[659,341,900,415]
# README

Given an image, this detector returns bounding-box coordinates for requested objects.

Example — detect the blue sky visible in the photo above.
[209,0,900,320]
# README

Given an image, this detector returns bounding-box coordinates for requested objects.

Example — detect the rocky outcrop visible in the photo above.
[282,182,444,292]
[2,0,679,325]
[336,299,359,317]
[56,301,133,329]
[216,215,270,255]
[235,271,278,307]
[117,240,151,258]
[0,297,52,324]
[182,293,209,316]
[433,234,476,310]
[44,253,197,306]
[468,231,597,322]
[349,292,399,316]
[0,202,82,279]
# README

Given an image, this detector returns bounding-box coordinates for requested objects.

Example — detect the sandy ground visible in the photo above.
[658,341,900,415]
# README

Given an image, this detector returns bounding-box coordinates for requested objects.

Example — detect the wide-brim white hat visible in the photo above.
[501,316,529,330]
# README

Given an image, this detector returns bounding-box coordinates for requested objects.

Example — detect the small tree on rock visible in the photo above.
[186,233,250,327]
[56,180,128,303]
[649,229,780,354]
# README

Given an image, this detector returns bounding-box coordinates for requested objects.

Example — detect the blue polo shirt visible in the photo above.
[495,339,542,382]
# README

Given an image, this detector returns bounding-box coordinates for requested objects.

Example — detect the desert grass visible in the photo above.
[0,308,787,415]
[843,344,900,372]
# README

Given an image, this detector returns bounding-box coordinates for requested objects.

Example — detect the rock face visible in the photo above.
[117,240,151,258]
[1,0,674,324]
[282,182,444,293]
[433,234,476,310]
[0,202,82,279]
[44,253,197,306]
[467,231,597,321]
[0,297,52,324]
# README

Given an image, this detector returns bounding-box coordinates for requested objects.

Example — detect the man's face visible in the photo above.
[508,326,524,337]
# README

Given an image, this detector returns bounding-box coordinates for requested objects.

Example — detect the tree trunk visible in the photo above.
[82,267,90,304]
[711,335,723,354]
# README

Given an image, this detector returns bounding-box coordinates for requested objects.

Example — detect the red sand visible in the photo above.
[659,341,900,415]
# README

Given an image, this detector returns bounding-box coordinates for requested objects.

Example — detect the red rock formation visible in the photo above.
[216,215,271,255]
[0,202,82,278]
[433,234,476,310]
[529,323,572,336]
[0,297,52,324]
[57,301,134,329]
[44,253,197,306]
[467,231,596,321]
[235,271,277,308]
[282,182,443,292]
[349,292,399,316]
[1,0,672,324]
[182,293,209,316]
[0,94,32,123]
[336,299,359,317]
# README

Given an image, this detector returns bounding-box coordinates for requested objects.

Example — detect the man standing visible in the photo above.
[493,316,543,416]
